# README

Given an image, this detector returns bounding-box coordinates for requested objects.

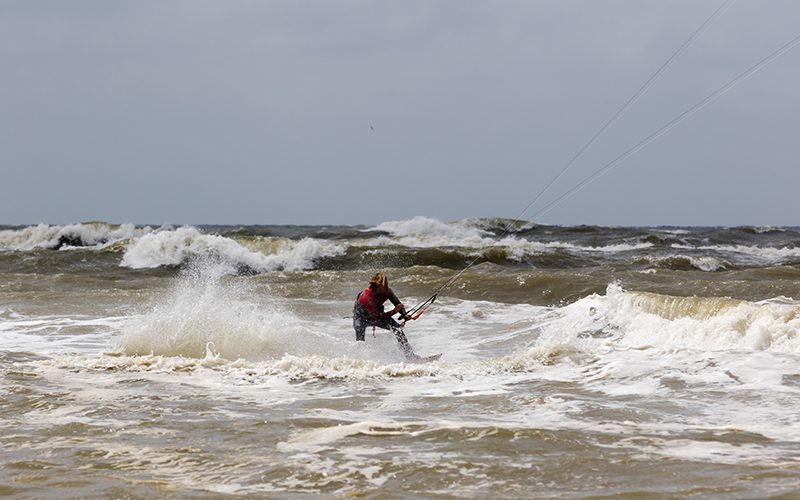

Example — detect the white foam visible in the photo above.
[372,216,489,239]
[537,284,800,353]
[17,276,800,381]
[369,216,494,248]
[0,314,128,354]
[751,226,786,234]
[650,228,690,235]
[546,240,653,254]
[0,223,151,251]
[684,255,728,271]
[366,217,651,259]
[121,266,326,359]
[671,243,800,264]
[120,226,344,272]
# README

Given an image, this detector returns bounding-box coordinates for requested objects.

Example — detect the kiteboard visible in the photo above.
[411,353,442,363]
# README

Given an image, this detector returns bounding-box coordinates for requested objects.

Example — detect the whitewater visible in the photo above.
[2,217,800,497]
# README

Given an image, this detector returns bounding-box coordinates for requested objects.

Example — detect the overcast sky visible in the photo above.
[2,0,799,226]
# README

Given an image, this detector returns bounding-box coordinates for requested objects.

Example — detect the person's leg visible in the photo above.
[375,318,416,359]
[392,329,416,359]
[353,314,367,341]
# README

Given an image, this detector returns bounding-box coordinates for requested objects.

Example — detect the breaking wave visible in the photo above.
[11,219,796,274]
[0,222,152,251]
[366,216,651,261]
[120,226,345,273]
[643,255,731,272]
[542,284,800,353]
[369,216,495,247]
[66,278,800,384]
[671,243,800,265]
[740,226,787,235]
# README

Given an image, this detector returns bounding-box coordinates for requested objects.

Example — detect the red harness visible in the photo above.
[356,287,391,319]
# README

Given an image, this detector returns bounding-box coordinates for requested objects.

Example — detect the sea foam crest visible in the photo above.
[369,217,536,256]
[645,254,730,272]
[369,217,549,262]
[671,243,800,265]
[368,217,651,261]
[371,216,494,247]
[542,284,800,353]
[120,227,344,272]
[0,223,150,251]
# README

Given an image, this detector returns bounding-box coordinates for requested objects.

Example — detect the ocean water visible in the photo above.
[2,217,800,497]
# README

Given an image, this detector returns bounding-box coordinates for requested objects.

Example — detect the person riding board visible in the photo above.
[353,272,417,359]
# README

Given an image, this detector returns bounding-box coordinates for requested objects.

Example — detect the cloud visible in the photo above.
[2,1,799,225]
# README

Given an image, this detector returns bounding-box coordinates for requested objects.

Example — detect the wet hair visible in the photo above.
[369,272,388,289]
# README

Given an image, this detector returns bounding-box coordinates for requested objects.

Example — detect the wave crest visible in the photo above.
[0,222,151,251]
[370,216,493,247]
[120,227,345,273]
[544,285,800,352]
[671,243,800,265]
[644,255,730,272]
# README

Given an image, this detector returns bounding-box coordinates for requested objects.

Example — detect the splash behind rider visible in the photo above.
[353,272,415,358]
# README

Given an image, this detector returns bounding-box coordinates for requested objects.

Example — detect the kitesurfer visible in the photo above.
[353,272,416,358]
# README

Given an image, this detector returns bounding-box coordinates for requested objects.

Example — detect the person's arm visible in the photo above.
[387,288,401,307]
[374,304,400,320]
[387,288,407,319]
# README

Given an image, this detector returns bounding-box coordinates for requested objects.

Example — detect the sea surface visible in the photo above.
[2,217,800,498]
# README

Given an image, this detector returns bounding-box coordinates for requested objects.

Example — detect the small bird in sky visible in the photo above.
[370,125,374,131]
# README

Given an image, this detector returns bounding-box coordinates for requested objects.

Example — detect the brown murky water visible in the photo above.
[2,220,800,497]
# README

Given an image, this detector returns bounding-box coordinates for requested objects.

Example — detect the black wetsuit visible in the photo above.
[352,286,413,357]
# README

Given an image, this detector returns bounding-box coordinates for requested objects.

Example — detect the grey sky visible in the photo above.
[2,0,799,226]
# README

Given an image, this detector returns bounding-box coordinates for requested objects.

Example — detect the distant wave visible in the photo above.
[120,226,345,273]
[671,243,800,265]
[367,216,652,258]
[369,216,495,247]
[0,222,152,251]
[642,254,730,272]
[372,216,538,239]
[739,226,787,235]
[5,219,796,274]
